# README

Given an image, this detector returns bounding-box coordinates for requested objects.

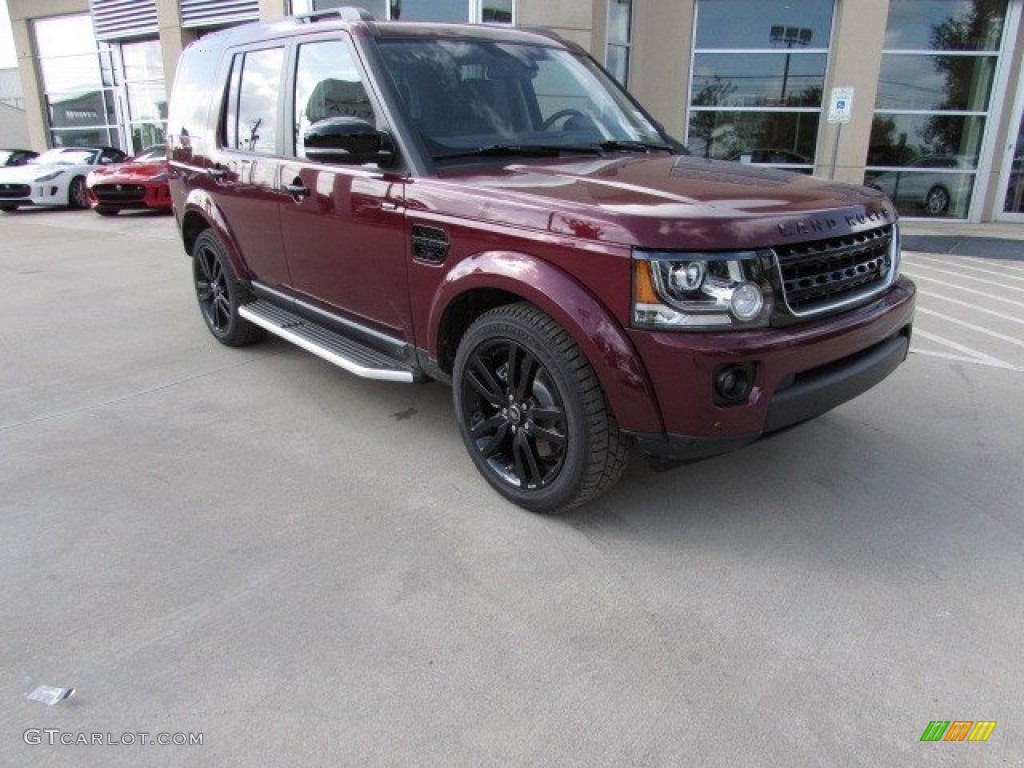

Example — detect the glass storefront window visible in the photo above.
[122,40,164,82]
[693,0,834,50]
[876,54,996,111]
[883,0,1005,50]
[688,111,820,165]
[34,15,121,149]
[120,39,166,154]
[686,0,834,171]
[481,0,513,23]
[692,52,827,108]
[867,0,1008,219]
[393,0,468,21]
[606,0,631,85]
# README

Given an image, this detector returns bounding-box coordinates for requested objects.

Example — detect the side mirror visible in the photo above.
[303,117,394,167]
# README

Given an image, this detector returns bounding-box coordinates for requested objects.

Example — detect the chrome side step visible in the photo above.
[239,300,418,383]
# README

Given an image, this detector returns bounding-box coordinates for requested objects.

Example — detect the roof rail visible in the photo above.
[293,6,375,23]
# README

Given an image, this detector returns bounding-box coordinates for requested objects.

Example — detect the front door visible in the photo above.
[278,36,412,340]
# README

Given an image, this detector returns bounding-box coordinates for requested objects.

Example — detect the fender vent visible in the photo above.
[411,225,450,264]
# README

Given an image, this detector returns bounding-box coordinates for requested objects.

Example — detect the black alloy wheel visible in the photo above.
[192,230,264,346]
[454,304,631,513]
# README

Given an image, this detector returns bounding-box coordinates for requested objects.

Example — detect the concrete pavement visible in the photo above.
[1,208,1021,767]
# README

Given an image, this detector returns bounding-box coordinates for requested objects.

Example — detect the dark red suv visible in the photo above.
[168,8,915,512]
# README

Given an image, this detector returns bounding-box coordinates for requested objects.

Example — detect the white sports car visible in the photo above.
[0,146,128,212]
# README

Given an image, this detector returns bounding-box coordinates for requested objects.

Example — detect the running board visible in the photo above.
[239,300,418,383]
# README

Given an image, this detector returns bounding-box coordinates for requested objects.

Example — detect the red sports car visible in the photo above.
[86,146,171,215]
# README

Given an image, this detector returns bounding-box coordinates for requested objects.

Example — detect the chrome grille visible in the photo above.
[773,225,895,317]
[93,184,146,203]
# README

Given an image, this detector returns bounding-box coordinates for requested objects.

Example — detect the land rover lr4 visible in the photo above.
[168,9,915,513]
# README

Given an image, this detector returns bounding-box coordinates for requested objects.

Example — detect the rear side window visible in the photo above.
[293,39,376,159]
[224,47,284,154]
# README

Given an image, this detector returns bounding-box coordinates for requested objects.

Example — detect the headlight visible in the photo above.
[33,169,65,182]
[633,249,775,329]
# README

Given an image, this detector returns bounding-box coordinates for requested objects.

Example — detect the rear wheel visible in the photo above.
[453,303,631,513]
[192,230,265,346]
[68,177,89,209]
[0,204,17,212]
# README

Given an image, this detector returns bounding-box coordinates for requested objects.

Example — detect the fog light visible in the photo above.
[730,282,764,321]
[713,363,755,405]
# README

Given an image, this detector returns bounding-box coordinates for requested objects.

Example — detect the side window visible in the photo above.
[224,47,284,154]
[293,39,376,159]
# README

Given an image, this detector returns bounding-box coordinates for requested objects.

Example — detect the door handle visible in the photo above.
[283,182,310,200]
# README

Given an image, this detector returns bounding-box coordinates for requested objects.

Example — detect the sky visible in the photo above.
[0,2,15,68]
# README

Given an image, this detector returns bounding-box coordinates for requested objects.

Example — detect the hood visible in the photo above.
[0,162,85,183]
[418,154,896,251]
[89,160,168,181]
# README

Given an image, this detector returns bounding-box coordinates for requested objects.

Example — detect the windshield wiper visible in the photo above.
[433,144,604,161]
[594,140,674,154]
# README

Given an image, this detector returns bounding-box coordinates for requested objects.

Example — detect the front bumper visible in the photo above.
[87,182,172,211]
[0,183,68,207]
[626,277,916,460]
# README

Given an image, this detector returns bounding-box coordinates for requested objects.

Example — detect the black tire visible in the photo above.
[0,204,17,212]
[924,184,950,216]
[95,206,118,216]
[68,177,89,209]
[453,303,631,513]
[192,230,265,347]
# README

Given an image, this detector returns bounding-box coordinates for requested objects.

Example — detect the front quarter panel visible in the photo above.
[430,250,664,434]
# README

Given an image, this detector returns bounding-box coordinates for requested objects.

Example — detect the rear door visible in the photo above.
[211,45,291,288]
[278,35,411,340]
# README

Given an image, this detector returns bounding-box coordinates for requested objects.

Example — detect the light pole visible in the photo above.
[770,26,812,104]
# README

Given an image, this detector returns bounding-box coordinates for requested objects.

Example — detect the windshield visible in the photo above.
[135,146,166,162]
[377,39,668,162]
[32,148,100,166]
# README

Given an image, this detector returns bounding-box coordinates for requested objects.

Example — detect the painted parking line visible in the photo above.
[910,329,1023,372]
[905,253,1024,283]
[911,289,1024,325]
[900,261,1024,295]
[900,269,1024,308]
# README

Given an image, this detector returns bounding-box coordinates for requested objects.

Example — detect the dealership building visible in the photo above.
[5,0,1024,223]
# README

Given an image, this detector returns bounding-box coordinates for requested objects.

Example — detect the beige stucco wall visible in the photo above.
[816,0,890,184]
[517,0,594,50]
[629,0,694,140]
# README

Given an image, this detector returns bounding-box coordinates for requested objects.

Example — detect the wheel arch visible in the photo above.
[431,251,663,434]
[179,192,249,279]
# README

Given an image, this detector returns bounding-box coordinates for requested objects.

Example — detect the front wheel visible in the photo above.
[0,204,17,212]
[192,230,265,346]
[95,206,118,216]
[68,177,89,209]
[453,304,631,513]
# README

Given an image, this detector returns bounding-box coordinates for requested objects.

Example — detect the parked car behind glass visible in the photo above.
[866,155,973,217]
